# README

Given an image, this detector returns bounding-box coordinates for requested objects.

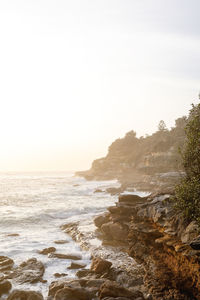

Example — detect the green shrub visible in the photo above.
[174,102,200,225]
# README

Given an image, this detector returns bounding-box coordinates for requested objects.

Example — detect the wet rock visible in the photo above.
[11,258,44,284]
[68,262,86,269]
[94,189,104,193]
[6,233,19,237]
[94,213,110,228]
[48,279,89,299]
[50,253,81,260]
[90,257,112,274]
[0,280,12,296]
[54,286,91,300]
[106,187,122,195]
[76,269,91,278]
[99,280,144,299]
[39,247,56,255]
[118,194,146,204]
[54,273,68,278]
[7,290,44,300]
[54,240,69,244]
[0,256,14,272]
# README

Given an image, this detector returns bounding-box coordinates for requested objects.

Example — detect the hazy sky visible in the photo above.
[0,0,199,171]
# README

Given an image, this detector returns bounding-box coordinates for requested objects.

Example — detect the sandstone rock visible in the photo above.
[76,269,91,278]
[54,286,90,300]
[54,240,69,244]
[50,253,81,260]
[39,247,56,255]
[90,258,112,274]
[101,222,128,241]
[181,221,199,244]
[6,233,20,237]
[48,279,90,299]
[0,279,12,296]
[94,189,104,193]
[68,262,86,269]
[94,213,110,228]
[99,280,144,299]
[11,258,44,284]
[190,235,200,250]
[7,290,44,300]
[118,194,145,204]
[54,273,68,278]
[106,187,122,195]
[0,256,14,272]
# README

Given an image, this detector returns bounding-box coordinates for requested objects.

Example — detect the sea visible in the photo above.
[0,172,122,296]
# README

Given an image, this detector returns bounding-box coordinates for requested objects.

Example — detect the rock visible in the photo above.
[90,258,112,274]
[49,253,82,260]
[0,280,12,296]
[0,256,14,272]
[54,240,69,244]
[190,235,200,250]
[11,258,44,284]
[94,213,110,228]
[94,189,104,193]
[54,273,68,278]
[48,279,90,299]
[99,280,144,299]
[39,247,56,255]
[118,194,146,204]
[6,233,19,237]
[76,269,91,278]
[68,262,86,269]
[181,221,199,244]
[7,290,44,300]
[101,222,128,241]
[54,286,90,300]
[106,187,122,195]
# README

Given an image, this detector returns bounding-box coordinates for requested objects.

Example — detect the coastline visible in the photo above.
[1,174,199,299]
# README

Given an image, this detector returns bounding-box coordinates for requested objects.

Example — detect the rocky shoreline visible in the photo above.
[1,189,200,299]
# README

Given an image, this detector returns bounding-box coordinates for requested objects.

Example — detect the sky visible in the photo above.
[0,0,199,172]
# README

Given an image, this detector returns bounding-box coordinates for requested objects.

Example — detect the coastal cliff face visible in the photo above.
[77,117,186,190]
[94,193,200,300]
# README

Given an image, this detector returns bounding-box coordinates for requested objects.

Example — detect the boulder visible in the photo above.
[90,258,112,274]
[106,187,122,195]
[94,213,110,228]
[99,280,144,299]
[94,189,104,193]
[54,273,68,278]
[7,290,43,300]
[54,286,90,300]
[68,262,86,269]
[50,253,81,260]
[0,280,12,296]
[0,256,14,272]
[54,240,69,244]
[11,258,44,284]
[39,247,56,255]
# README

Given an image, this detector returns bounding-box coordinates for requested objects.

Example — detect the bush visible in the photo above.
[174,102,200,224]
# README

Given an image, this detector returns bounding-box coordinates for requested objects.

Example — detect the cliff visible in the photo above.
[77,117,187,190]
[94,192,200,299]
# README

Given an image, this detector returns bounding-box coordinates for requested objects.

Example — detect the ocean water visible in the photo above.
[0,172,120,296]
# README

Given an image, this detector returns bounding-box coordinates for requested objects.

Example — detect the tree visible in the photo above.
[174,102,200,224]
[158,120,167,131]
